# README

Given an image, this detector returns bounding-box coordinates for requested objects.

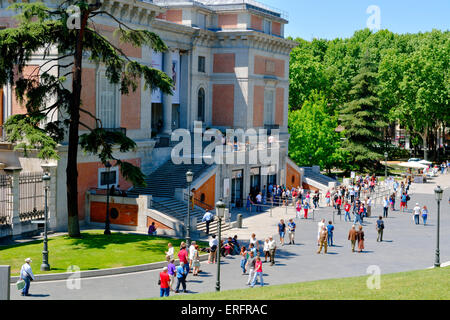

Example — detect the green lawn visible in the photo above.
[160,266,450,300]
[0,230,206,276]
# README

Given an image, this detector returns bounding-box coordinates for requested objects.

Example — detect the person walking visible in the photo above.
[326,221,334,247]
[20,258,35,296]
[202,210,215,235]
[250,257,264,288]
[400,193,407,212]
[422,205,429,225]
[303,201,310,219]
[165,242,174,261]
[256,192,263,212]
[159,267,171,297]
[376,216,384,242]
[167,259,176,292]
[246,251,256,285]
[317,226,328,254]
[348,225,358,252]
[295,199,302,219]
[278,219,286,246]
[413,203,421,225]
[263,238,270,262]
[188,241,197,272]
[344,201,352,222]
[288,218,296,245]
[208,235,218,264]
[366,196,372,217]
[356,226,365,253]
[192,245,201,276]
[268,236,277,266]
[317,219,325,245]
[240,246,248,274]
[250,233,260,254]
[178,242,189,277]
[175,262,188,293]
[383,196,389,218]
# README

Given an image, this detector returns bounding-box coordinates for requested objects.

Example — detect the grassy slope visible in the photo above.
[161,266,450,300]
[0,230,206,275]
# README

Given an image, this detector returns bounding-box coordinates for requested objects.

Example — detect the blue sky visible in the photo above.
[261,0,450,40]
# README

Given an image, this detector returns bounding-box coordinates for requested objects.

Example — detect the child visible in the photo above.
[240,246,248,274]
[327,221,334,246]
[295,200,302,219]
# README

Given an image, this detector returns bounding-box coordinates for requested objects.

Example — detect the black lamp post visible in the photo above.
[434,185,443,267]
[186,170,193,248]
[104,162,112,235]
[215,199,226,292]
[41,172,51,271]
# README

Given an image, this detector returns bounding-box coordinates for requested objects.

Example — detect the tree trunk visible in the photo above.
[421,129,429,161]
[66,11,90,238]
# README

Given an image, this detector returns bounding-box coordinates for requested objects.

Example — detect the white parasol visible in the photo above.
[397,162,428,169]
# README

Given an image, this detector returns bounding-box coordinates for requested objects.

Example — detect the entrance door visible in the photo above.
[250,167,261,199]
[267,174,277,186]
[231,170,243,208]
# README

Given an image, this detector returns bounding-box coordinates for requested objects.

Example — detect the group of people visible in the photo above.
[159,241,202,297]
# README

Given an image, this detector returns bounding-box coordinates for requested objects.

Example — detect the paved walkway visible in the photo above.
[9,174,450,299]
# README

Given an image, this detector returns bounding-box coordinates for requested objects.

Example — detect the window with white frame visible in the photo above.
[98,166,119,189]
[97,72,119,129]
[264,88,275,125]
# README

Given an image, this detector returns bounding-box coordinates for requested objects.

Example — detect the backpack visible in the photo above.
[406,195,410,201]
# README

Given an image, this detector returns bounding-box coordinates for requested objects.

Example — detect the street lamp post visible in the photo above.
[215,199,226,292]
[384,151,388,181]
[186,170,193,248]
[434,185,443,268]
[41,172,51,271]
[104,162,112,235]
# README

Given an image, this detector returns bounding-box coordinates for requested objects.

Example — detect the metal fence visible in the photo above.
[19,172,45,222]
[0,175,12,225]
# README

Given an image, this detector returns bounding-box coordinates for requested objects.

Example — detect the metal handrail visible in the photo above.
[183,193,214,211]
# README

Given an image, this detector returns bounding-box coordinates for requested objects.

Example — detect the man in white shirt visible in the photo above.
[20,258,35,296]
[188,241,196,271]
[268,236,277,266]
[413,203,421,225]
[383,196,389,218]
[208,235,218,264]
[202,210,214,235]
[256,192,262,212]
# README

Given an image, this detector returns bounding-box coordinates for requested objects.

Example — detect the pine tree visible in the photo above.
[339,50,386,171]
[0,2,173,237]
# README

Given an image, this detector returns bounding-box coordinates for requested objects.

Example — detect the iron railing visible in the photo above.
[0,174,12,225]
[19,172,45,222]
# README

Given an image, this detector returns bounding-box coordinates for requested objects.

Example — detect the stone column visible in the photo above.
[41,162,58,230]
[162,49,173,135]
[4,167,22,237]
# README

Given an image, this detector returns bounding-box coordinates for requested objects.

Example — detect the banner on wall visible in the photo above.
[171,50,180,104]
[151,50,163,103]
[223,178,230,198]
[151,50,180,104]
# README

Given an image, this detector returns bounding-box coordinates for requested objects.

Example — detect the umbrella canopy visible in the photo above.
[418,160,432,165]
[398,162,428,169]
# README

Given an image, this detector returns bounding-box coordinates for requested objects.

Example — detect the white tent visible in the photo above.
[418,160,432,165]
[398,162,428,169]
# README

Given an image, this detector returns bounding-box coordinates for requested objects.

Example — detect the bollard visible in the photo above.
[332,210,335,224]
[312,209,315,221]
[0,265,10,300]
[237,214,243,228]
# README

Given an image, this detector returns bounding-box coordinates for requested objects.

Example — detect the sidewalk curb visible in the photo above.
[10,254,209,283]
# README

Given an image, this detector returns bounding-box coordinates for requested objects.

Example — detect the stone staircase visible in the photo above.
[131,158,232,236]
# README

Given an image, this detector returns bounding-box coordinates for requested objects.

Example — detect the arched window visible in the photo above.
[197,88,205,122]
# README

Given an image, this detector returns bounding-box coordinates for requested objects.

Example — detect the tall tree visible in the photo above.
[339,50,387,171]
[288,92,342,172]
[0,2,173,237]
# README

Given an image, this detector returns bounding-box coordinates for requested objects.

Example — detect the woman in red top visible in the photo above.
[159,267,171,297]
[250,257,264,287]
